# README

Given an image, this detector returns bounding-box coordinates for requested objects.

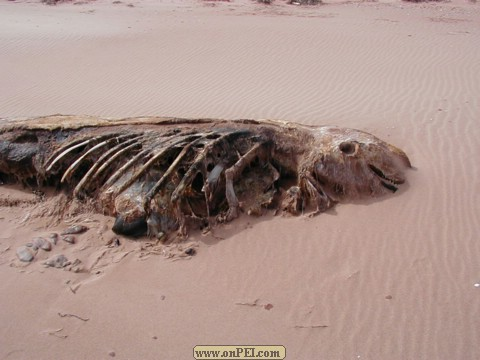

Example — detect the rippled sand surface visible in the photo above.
[1,1,479,359]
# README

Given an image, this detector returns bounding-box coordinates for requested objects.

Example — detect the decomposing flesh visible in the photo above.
[0,115,411,239]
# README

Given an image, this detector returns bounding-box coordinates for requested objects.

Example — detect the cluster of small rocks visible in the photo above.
[15,225,88,270]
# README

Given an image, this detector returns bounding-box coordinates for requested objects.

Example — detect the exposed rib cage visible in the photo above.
[0,115,411,240]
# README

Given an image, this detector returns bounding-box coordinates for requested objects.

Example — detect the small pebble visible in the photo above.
[33,237,52,251]
[385,295,393,300]
[48,233,59,245]
[16,246,35,262]
[108,351,116,357]
[44,254,70,268]
[185,248,196,256]
[61,225,88,235]
[474,283,480,288]
[62,235,76,244]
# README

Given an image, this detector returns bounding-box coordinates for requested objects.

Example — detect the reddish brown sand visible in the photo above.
[1,0,479,359]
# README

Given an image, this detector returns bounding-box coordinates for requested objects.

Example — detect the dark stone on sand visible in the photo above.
[16,246,34,262]
[185,248,196,256]
[112,215,147,237]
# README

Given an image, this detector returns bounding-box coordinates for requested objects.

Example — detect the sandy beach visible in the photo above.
[1,0,479,359]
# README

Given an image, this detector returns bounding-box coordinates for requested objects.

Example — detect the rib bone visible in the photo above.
[61,134,134,184]
[111,133,205,198]
[143,135,212,211]
[223,142,267,221]
[46,135,113,172]
[73,135,144,198]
